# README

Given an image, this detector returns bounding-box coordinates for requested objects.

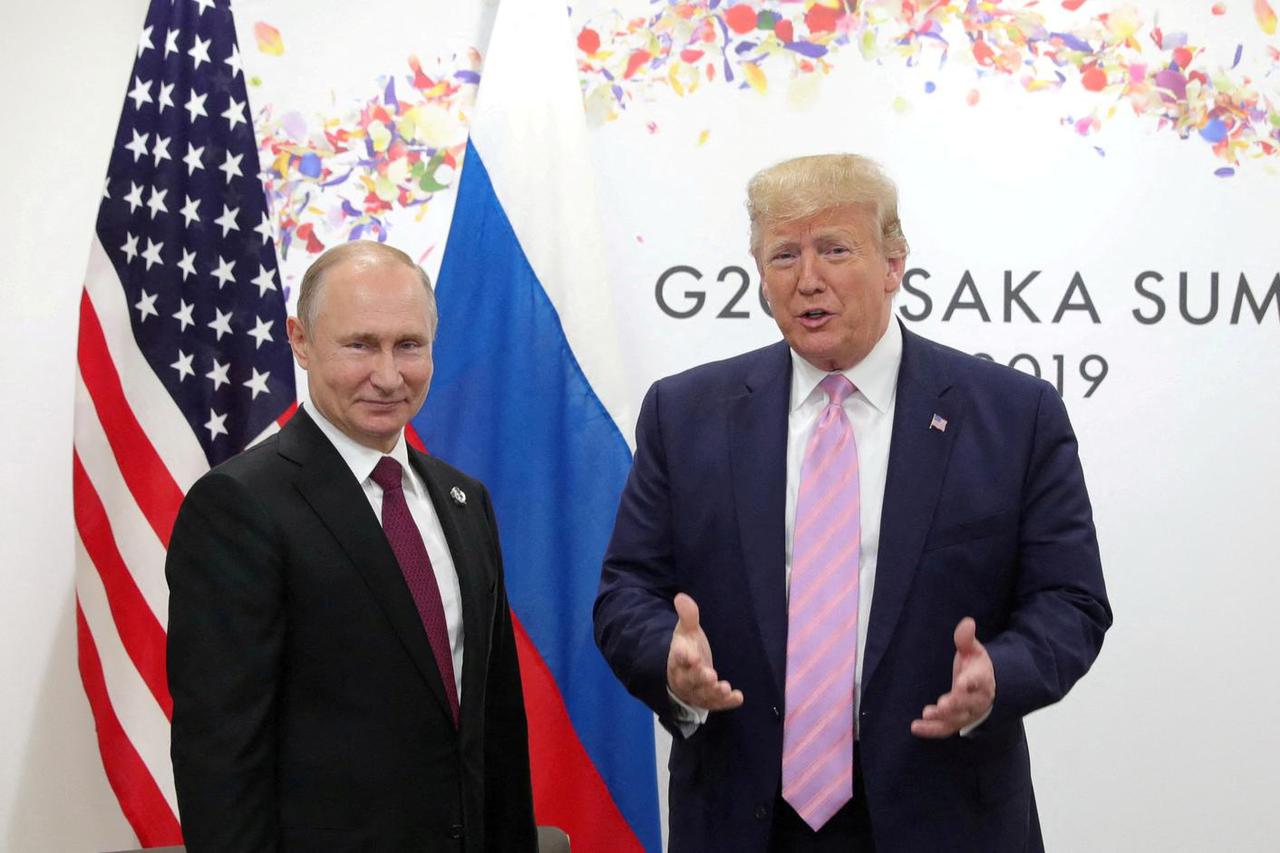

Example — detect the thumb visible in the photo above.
[673,593,701,636]
[954,616,978,654]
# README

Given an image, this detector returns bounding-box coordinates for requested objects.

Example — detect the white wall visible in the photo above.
[0,2,149,850]
[4,2,1278,852]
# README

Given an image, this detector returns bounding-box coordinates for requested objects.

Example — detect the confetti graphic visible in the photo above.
[254,51,481,260]
[253,21,285,56]
[570,0,1280,173]
[250,2,1278,251]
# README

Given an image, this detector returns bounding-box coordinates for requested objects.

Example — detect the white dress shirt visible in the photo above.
[784,319,902,731]
[307,404,465,698]
[670,321,902,732]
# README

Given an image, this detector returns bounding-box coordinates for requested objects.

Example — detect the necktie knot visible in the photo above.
[371,456,404,492]
[819,373,854,407]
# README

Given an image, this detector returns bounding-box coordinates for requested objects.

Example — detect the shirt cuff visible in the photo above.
[667,687,709,737]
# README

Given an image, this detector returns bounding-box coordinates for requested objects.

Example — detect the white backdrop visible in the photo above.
[2,2,150,851]
[3,1,1278,851]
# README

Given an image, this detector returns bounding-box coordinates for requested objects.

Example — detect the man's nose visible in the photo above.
[797,251,824,295]
[369,348,401,389]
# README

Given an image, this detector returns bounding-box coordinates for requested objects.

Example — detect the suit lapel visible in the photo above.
[409,450,494,733]
[281,410,456,725]
[861,327,964,692]
[727,343,792,700]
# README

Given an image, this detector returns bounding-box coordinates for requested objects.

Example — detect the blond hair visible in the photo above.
[746,154,909,260]
[295,240,437,337]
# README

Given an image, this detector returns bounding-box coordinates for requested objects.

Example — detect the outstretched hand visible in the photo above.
[666,593,744,711]
[911,617,995,738]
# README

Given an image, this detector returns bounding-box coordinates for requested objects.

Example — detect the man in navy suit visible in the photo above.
[595,154,1111,852]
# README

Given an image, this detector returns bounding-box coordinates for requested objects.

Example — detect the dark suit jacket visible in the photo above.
[167,408,535,852]
[595,326,1111,853]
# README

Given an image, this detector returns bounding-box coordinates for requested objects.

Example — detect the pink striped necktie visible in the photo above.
[782,372,860,831]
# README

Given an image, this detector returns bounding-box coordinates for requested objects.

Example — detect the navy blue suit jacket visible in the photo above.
[595,326,1111,853]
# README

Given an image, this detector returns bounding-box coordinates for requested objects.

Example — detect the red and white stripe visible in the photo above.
[73,237,213,846]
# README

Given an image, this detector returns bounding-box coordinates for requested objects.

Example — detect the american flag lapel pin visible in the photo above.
[929,413,948,433]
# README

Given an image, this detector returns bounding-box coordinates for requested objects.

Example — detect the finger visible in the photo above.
[911,717,960,738]
[914,698,972,733]
[953,616,977,653]
[719,688,745,709]
[697,684,744,711]
[673,593,701,635]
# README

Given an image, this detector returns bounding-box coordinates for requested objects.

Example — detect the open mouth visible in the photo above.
[797,309,833,327]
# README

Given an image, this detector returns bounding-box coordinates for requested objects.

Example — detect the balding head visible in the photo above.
[295,240,437,339]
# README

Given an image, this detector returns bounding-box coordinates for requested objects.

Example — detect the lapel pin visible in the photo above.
[929,413,948,433]
[450,486,467,506]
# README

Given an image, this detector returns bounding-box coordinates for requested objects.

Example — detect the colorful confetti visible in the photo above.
[254,51,481,259]
[569,0,1280,174]
[251,0,1279,255]
[253,22,285,56]
[1256,0,1278,35]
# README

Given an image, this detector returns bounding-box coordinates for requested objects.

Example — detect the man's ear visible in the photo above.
[287,316,309,369]
[885,255,906,295]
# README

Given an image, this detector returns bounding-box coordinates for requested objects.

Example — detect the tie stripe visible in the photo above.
[782,373,860,832]
[788,531,860,610]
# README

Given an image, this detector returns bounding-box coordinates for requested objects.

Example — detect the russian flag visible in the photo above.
[412,2,661,850]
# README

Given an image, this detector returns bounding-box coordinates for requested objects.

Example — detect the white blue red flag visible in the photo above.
[418,1,661,850]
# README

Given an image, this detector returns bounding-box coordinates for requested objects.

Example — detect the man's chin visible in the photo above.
[351,414,410,449]
[790,341,845,372]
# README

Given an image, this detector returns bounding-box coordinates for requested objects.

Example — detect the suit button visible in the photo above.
[754,804,769,820]
[772,705,781,720]
[448,823,464,839]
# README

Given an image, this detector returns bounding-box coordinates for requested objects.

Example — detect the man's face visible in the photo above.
[287,258,434,452]
[757,205,904,372]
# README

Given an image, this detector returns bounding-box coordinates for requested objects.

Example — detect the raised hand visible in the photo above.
[666,593,744,711]
[910,617,995,738]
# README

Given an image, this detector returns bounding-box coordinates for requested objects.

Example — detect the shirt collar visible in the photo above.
[788,318,903,414]
[305,403,414,490]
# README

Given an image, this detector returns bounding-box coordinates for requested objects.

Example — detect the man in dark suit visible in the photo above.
[167,240,536,852]
[595,154,1111,852]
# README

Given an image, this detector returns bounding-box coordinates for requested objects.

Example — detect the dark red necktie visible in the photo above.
[371,456,459,726]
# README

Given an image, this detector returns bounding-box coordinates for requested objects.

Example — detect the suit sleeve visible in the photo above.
[166,470,284,852]
[594,382,683,727]
[478,487,537,853]
[983,383,1113,728]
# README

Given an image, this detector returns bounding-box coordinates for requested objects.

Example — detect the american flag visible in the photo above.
[74,0,294,843]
